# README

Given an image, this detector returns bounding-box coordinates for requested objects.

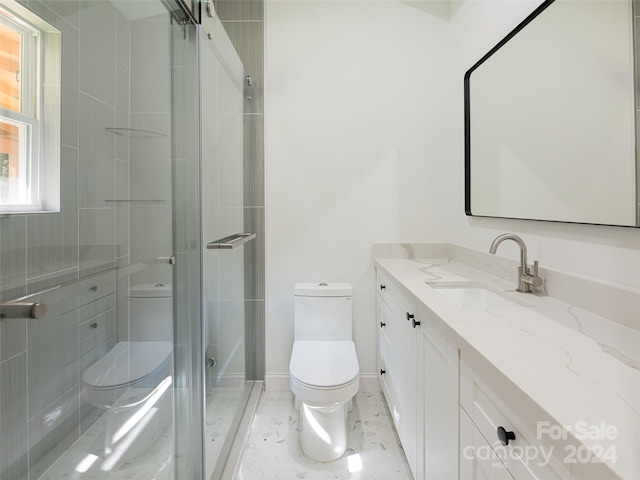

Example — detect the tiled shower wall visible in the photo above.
[215,0,265,380]
[0,2,132,478]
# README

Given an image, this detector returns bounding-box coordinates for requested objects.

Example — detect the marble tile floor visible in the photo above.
[38,387,243,480]
[237,392,413,480]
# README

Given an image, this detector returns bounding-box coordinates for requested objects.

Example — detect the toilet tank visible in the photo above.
[294,283,353,341]
[129,283,173,341]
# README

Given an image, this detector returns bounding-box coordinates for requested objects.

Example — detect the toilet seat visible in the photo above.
[82,341,172,390]
[289,340,359,388]
[289,340,359,406]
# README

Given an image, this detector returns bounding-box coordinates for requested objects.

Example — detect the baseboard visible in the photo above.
[265,373,290,391]
[358,373,381,393]
[265,373,381,393]
[209,373,246,389]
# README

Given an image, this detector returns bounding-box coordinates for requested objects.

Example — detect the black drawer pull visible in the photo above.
[412,318,420,328]
[406,312,414,322]
[497,426,516,446]
[380,284,386,291]
[380,321,386,328]
[380,369,386,375]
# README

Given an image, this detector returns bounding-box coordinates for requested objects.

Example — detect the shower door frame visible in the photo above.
[169,11,206,480]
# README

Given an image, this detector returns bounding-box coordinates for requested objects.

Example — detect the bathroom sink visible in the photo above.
[426,282,531,308]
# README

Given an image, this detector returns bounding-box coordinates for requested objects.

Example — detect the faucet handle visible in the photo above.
[523,260,543,288]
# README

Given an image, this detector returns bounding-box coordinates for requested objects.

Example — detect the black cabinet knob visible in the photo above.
[497,426,516,446]
[380,369,386,375]
[406,312,414,322]
[380,284,386,291]
[380,321,386,328]
[412,318,421,328]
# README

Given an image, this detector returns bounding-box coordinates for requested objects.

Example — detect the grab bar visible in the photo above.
[207,232,256,250]
[0,302,47,320]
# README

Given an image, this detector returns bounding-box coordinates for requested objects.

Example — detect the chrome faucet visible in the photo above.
[489,233,543,293]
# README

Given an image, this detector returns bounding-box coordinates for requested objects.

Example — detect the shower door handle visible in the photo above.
[207,233,256,250]
[0,302,47,320]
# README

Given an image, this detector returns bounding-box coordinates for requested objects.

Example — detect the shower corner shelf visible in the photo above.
[105,199,168,204]
[105,127,166,138]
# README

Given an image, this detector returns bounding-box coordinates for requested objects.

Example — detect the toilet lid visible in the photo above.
[82,341,172,389]
[289,341,359,388]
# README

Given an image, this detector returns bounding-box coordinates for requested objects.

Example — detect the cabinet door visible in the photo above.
[421,304,458,480]
[395,292,419,478]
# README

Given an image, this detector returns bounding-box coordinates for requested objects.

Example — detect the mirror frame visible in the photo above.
[463,0,639,228]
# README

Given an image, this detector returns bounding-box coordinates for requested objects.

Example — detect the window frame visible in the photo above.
[0,0,59,214]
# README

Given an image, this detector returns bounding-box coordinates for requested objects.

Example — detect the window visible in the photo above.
[0,0,60,213]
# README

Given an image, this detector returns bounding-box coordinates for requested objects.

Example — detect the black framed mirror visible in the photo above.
[465,0,639,227]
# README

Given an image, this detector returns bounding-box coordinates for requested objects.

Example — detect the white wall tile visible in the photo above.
[78,0,116,105]
[130,18,170,113]
[78,93,116,208]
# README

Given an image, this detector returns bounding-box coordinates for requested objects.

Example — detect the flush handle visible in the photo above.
[497,426,516,446]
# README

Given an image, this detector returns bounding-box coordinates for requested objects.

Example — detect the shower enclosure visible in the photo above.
[0,1,258,478]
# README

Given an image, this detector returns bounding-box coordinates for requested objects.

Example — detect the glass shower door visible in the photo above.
[199,15,253,480]
[0,2,206,479]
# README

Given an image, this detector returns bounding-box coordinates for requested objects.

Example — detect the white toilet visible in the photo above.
[289,282,360,461]
[82,283,173,409]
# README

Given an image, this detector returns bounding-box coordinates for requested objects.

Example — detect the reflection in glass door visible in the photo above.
[0,1,255,478]
[0,2,202,479]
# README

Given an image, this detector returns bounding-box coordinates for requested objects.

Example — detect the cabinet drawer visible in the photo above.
[377,292,394,346]
[463,361,571,480]
[460,407,514,480]
[379,338,399,428]
[376,269,395,311]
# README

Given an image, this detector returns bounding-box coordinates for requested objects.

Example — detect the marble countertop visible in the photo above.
[375,255,640,480]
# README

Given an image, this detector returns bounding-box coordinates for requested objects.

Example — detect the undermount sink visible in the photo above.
[426,282,531,308]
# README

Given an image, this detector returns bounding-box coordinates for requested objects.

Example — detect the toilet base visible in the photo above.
[299,401,349,462]
[295,396,353,412]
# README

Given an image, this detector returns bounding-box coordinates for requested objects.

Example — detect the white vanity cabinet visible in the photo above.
[376,269,458,480]
[374,253,632,480]
[376,269,421,477]
[375,263,590,480]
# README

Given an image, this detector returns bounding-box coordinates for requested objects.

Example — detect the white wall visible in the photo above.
[264,0,640,387]
[265,0,455,385]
